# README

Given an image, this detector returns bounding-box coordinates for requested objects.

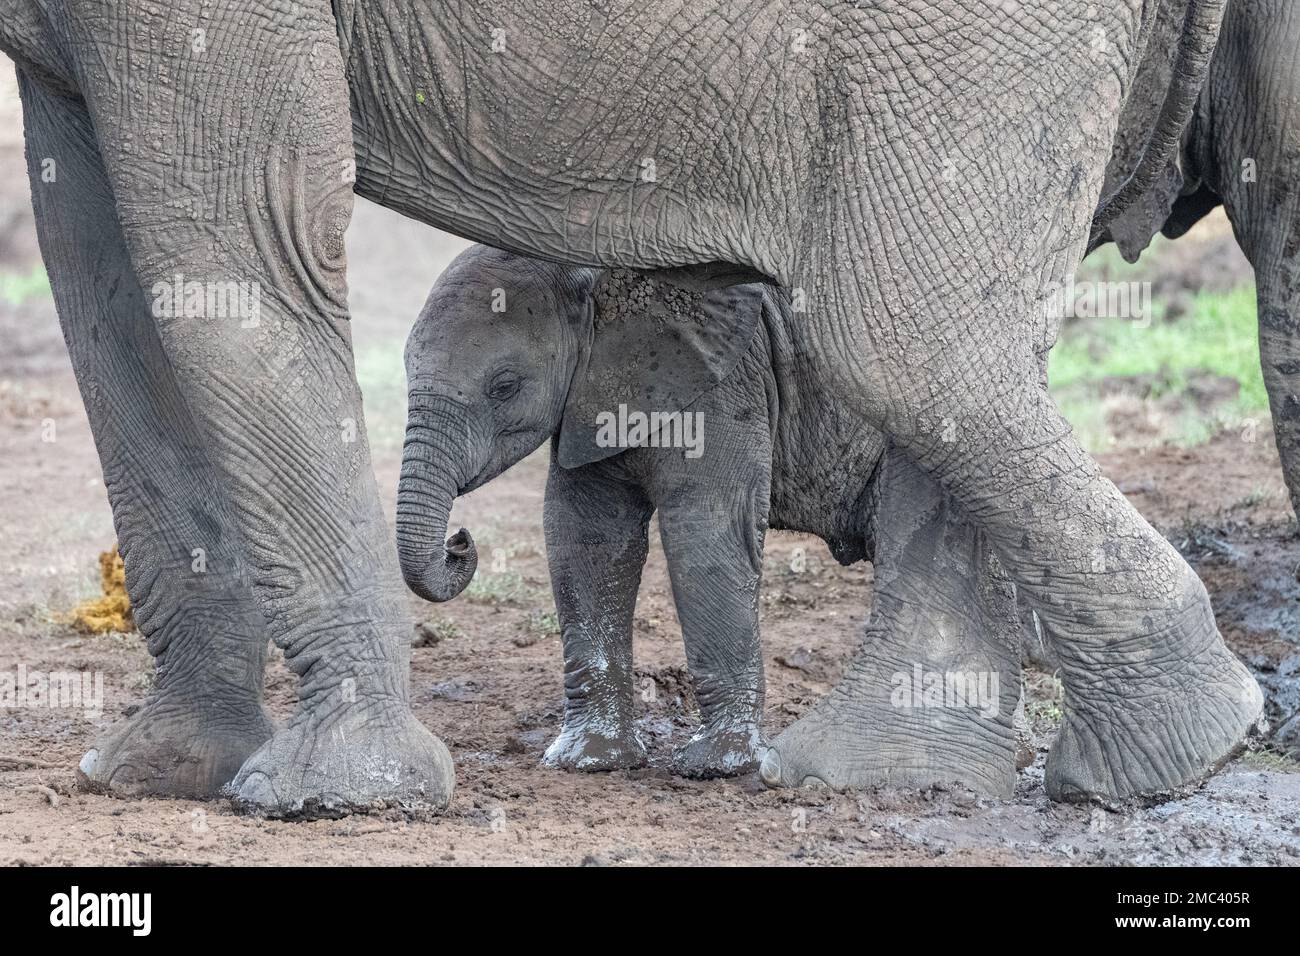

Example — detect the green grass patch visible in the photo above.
[1049,285,1266,451]
[0,265,51,307]
[1049,285,1263,403]
[524,609,560,636]
[462,569,542,606]
[1025,674,1065,730]
[353,340,407,453]
[1239,747,1300,774]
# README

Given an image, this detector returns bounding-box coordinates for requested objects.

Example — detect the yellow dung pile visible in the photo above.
[66,547,134,634]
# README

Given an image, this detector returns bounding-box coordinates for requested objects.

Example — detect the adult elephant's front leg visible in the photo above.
[66,0,451,815]
[20,75,273,799]
[761,444,1022,797]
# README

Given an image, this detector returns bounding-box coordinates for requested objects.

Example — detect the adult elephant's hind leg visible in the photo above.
[986,387,1264,803]
[20,74,274,798]
[66,0,452,815]
[761,443,1021,797]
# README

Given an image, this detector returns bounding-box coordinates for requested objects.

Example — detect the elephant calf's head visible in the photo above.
[398,244,765,602]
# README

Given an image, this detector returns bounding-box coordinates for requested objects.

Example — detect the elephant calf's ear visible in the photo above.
[557,269,765,469]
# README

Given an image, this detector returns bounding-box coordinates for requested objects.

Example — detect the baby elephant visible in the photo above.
[397,245,888,777]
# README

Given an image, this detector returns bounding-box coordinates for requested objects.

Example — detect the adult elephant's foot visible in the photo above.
[228,703,453,818]
[759,636,1018,797]
[672,719,763,779]
[541,718,647,772]
[1045,575,1265,805]
[77,695,274,799]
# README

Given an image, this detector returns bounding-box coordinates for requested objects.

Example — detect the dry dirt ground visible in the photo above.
[2,64,1299,866]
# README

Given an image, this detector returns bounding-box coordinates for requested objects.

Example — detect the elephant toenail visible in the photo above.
[78,749,99,777]
[759,748,783,787]
[800,774,829,790]
[236,771,279,807]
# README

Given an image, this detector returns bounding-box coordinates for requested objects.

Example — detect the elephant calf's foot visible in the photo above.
[673,721,763,779]
[228,704,454,818]
[1046,588,1265,805]
[541,716,647,772]
[78,695,275,799]
[760,647,1017,798]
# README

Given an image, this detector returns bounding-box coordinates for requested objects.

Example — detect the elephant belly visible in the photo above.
[348,0,823,276]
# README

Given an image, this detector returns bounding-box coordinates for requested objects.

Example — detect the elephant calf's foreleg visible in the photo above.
[541,461,653,771]
[20,75,273,799]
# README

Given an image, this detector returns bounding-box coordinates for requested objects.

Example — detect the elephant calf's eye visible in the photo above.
[487,372,522,402]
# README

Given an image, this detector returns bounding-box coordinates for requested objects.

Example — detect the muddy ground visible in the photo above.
[1,63,1299,866]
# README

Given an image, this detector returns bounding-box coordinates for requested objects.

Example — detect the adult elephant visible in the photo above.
[0,0,1262,815]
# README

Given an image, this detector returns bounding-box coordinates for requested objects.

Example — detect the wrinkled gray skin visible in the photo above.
[400,246,901,779]
[0,0,1271,814]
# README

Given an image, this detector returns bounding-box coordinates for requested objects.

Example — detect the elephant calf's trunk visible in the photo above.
[402,526,478,603]
[396,413,480,602]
